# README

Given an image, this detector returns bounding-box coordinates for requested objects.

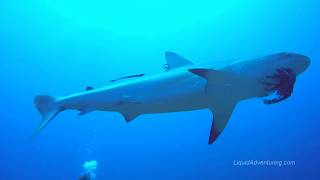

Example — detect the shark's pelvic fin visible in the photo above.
[78,109,93,116]
[32,95,63,138]
[164,52,193,70]
[208,100,237,144]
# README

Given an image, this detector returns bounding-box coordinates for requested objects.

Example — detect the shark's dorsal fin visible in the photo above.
[164,52,193,70]
[208,100,237,144]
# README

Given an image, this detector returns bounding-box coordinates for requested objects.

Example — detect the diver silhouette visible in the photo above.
[79,161,98,180]
[79,172,93,180]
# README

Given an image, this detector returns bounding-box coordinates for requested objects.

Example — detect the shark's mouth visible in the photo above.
[261,68,296,104]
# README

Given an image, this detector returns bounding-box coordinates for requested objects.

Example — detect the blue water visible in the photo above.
[1,0,319,179]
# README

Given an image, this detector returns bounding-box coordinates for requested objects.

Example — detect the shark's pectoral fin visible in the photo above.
[121,112,140,123]
[208,100,237,144]
[189,68,240,84]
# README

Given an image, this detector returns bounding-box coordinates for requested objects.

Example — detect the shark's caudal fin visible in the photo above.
[32,95,63,138]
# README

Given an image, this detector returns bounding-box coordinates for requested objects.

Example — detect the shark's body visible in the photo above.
[34,52,310,144]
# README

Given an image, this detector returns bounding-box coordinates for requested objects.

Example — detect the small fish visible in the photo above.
[110,74,145,82]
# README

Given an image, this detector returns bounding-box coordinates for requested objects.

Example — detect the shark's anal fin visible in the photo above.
[164,52,193,70]
[208,100,237,144]
[121,112,140,123]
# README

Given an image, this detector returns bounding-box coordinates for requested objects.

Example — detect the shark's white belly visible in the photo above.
[98,71,209,114]
[60,68,260,115]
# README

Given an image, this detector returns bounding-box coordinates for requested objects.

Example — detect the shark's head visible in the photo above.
[269,52,310,75]
[256,52,310,104]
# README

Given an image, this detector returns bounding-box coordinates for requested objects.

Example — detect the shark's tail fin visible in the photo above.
[32,95,62,138]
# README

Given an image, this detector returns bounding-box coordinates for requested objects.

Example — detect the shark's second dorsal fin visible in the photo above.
[164,52,193,70]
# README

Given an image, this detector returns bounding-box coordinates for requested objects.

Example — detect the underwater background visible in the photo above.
[0,0,319,179]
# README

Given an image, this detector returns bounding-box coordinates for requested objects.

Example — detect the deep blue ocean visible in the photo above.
[0,0,319,179]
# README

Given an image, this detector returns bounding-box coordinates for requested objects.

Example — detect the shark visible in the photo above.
[33,52,310,144]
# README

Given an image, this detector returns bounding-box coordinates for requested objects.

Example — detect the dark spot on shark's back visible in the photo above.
[86,86,94,91]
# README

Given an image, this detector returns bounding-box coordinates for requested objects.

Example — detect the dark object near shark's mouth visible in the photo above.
[262,68,296,104]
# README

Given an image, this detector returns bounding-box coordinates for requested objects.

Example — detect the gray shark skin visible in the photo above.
[33,52,310,144]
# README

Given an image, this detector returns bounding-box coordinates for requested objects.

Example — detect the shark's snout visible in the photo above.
[273,52,310,75]
[286,53,310,75]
